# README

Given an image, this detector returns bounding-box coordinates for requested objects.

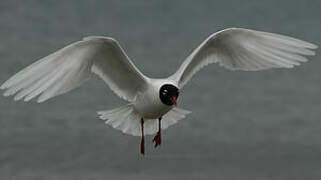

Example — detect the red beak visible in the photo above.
[170,96,177,106]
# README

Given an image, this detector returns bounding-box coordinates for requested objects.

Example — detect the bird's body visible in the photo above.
[133,78,176,119]
[1,28,317,154]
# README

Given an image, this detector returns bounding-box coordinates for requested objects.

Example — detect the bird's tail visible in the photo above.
[97,104,191,136]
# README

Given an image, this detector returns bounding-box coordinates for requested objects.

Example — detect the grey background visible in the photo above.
[0,0,320,179]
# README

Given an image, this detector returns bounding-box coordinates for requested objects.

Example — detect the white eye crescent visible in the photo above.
[162,89,168,96]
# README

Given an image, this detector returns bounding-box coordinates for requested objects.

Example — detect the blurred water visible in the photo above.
[0,0,321,179]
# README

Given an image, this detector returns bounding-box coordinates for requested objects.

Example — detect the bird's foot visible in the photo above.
[152,131,161,148]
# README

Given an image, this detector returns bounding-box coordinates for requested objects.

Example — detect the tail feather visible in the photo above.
[97,104,191,136]
[162,108,191,129]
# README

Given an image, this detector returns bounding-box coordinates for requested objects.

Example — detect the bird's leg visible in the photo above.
[140,118,145,155]
[152,117,162,148]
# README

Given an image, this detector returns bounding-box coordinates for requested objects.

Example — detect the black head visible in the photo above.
[159,84,179,106]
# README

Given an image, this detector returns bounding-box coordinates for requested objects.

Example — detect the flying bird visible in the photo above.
[1,28,317,155]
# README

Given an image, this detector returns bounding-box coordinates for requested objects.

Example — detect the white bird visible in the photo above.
[1,28,317,154]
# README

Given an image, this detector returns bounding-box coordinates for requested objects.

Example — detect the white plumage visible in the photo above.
[1,28,317,153]
[170,28,317,88]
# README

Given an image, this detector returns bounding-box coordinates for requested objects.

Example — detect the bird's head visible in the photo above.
[159,84,179,106]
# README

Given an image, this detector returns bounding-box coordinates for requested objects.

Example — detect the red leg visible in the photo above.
[152,117,162,148]
[140,118,145,155]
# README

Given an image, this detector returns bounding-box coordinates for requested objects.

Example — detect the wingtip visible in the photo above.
[37,96,50,103]
[1,78,15,90]
[302,42,318,50]
[293,39,318,50]
[36,98,45,103]
[23,99,30,103]
[3,89,13,97]
[13,96,21,101]
[0,83,7,90]
[304,49,316,56]
[310,43,318,49]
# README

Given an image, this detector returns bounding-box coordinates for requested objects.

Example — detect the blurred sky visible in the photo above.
[0,0,320,180]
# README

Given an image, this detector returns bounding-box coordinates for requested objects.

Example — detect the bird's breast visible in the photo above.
[133,85,172,119]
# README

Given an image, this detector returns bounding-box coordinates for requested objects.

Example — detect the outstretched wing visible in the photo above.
[170,28,318,88]
[1,36,148,102]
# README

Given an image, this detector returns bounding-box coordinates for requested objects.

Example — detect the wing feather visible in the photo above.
[1,37,148,102]
[170,28,318,88]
